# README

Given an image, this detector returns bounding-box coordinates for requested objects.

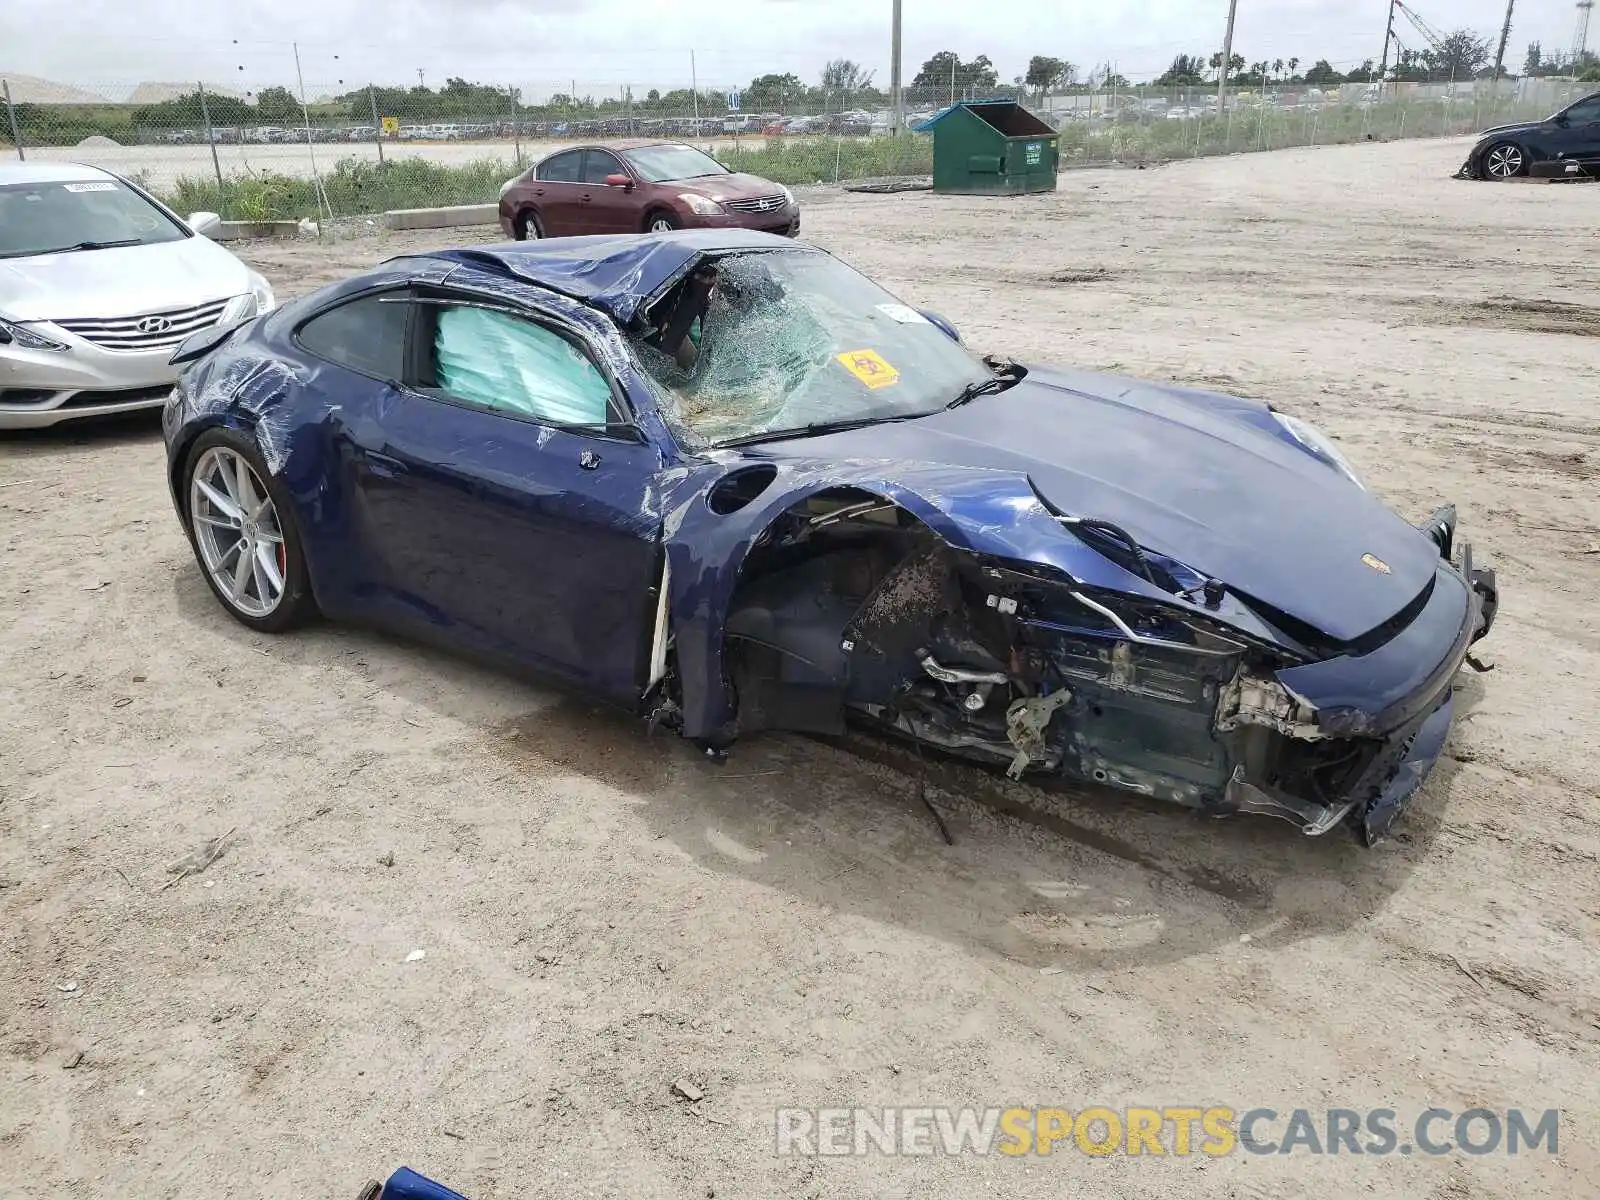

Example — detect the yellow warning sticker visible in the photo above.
[836,349,900,389]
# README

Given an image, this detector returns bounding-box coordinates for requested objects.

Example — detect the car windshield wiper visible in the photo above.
[8,238,145,257]
[714,412,926,449]
[945,375,1012,410]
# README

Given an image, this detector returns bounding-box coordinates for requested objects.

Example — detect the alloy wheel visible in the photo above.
[649,217,676,232]
[189,446,287,618]
[1485,144,1524,178]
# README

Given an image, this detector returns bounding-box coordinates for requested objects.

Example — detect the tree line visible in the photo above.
[14,40,1597,146]
[1153,37,1599,88]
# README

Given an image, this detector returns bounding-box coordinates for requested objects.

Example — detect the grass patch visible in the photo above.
[157,140,936,219]
[717,135,933,184]
[162,155,517,221]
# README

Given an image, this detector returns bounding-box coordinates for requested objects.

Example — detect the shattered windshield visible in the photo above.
[628,249,994,447]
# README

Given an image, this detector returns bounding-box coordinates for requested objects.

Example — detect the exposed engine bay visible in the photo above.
[711,490,1478,842]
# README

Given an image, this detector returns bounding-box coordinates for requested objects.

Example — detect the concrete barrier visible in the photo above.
[383,204,500,231]
[213,220,299,242]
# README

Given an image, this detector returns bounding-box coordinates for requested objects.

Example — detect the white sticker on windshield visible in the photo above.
[62,182,118,192]
[876,303,929,325]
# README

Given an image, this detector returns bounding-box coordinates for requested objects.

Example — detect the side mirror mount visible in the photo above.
[920,309,962,344]
[603,173,634,190]
[187,211,222,237]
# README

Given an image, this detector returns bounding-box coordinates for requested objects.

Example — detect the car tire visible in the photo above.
[1482,141,1527,179]
[182,427,317,633]
[513,208,543,240]
[644,210,679,233]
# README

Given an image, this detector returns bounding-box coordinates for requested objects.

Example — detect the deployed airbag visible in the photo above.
[434,306,610,426]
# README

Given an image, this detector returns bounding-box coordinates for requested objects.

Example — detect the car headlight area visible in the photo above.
[1272,409,1366,490]
[221,274,277,324]
[0,317,70,353]
[679,193,725,216]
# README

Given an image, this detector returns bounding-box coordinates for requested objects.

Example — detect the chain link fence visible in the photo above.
[1,73,1592,224]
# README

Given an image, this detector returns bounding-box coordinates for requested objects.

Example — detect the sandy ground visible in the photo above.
[3,136,1598,1199]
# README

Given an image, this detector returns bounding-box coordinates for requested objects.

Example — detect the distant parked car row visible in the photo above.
[133,110,939,148]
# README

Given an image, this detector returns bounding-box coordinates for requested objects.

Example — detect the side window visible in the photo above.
[297,292,409,380]
[581,150,623,183]
[427,305,613,427]
[1566,99,1600,123]
[537,150,583,182]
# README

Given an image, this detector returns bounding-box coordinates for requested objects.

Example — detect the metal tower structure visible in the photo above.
[1379,0,1450,83]
[1575,0,1595,61]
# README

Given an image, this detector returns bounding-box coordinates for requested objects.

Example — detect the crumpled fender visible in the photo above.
[660,454,1181,741]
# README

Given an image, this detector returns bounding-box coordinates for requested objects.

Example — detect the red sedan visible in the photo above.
[497,140,799,240]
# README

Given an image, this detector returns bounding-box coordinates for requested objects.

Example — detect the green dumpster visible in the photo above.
[920,101,1058,195]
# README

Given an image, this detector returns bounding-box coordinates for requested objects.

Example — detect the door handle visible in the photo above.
[368,460,403,480]
[361,448,407,479]
[533,187,545,195]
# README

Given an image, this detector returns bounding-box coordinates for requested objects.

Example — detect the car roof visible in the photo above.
[0,160,115,186]
[413,229,806,325]
[539,139,691,160]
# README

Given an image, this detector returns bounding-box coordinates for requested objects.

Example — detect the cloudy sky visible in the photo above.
[1,0,1584,99]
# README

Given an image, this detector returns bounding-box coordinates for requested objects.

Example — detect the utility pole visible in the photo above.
[1378,0,1397,87]
[4,79,25,160]
[1217,0,1239,113]
[1493,0,1516,80]
[197,81,225,201]
[691,50,700,123]
[293,42,331,224]
[890,0,904,133]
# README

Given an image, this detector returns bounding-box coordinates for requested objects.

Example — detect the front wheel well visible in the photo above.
[720,489,935,737]
[1481,139,1530,177]
[512,206,541,236]
[641,206,678,231]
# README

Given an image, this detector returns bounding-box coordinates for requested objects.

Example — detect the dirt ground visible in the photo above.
[3,135,1598,1199]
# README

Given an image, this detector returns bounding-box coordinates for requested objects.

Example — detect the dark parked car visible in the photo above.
[1456,90,1600,178]
[497,141,798,239]
[162,231,1496,846]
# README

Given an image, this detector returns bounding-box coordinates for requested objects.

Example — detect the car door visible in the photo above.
[532,148,587,235]
[286,285,416,616]
[341,292,665,702]
[579,148,640,234]
[1557,96,1600,165]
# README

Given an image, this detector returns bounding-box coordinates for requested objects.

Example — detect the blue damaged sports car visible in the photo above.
[162,230,1497,845]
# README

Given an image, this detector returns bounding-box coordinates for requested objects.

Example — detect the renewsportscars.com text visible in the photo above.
[773,1106,1560,1157]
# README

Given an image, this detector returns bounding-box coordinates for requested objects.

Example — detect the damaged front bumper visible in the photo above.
[707,481,1497,847]
[1220,511,1496,842]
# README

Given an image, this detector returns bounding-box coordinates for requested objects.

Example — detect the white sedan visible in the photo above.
[0,161,273,429]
